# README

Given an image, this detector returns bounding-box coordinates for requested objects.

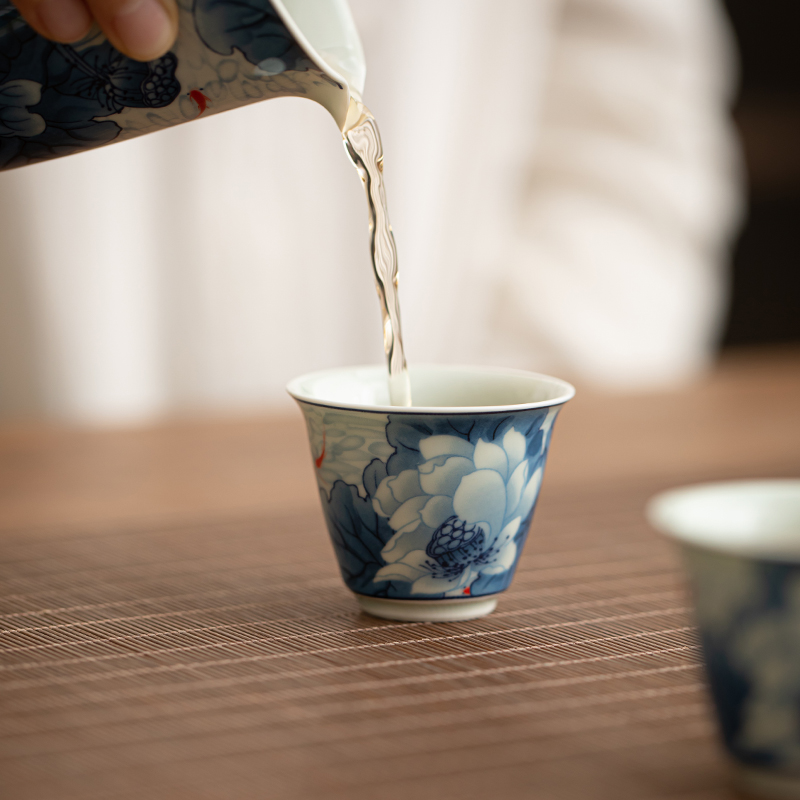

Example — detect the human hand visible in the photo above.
[11,0,178,62]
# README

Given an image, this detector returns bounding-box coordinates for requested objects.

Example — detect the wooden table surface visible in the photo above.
[1,347,798,799]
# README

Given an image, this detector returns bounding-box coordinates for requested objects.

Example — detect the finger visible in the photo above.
[83,0,178,62]
[12,0,94,44]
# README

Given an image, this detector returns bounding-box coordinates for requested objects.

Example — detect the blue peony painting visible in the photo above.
[298,405,561,601]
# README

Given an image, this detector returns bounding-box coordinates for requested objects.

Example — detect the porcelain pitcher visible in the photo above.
[0,0,365,169]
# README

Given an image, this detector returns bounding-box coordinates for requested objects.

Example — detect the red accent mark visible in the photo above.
[463,586,471,596]
[315,430,327,468]
[189,89,210,117]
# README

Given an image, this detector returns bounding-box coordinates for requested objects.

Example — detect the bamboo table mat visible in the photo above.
[0,480,733,800]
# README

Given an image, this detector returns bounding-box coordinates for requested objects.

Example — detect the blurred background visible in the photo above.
[722,0,800,348]
[0,0,796,425]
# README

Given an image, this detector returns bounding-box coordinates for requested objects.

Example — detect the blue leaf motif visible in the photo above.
[363,457,388,499]
[0,116,122,169]
[47,44,179,114]
[192,0,306,70]
[0,0,185,168]
[0,79,44,136]
[322,480,399,597]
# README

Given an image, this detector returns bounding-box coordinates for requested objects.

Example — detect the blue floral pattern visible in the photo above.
[193,0,308,72]
[0,79,43,135]
[298,405,561,601]
[686,548,800,771]
[0,0,336,169]
[0,8,182,168]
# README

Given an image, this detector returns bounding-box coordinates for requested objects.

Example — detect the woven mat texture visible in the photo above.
[0,482,733,800]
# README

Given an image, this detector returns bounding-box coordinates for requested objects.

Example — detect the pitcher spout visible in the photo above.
[274,0,365,129]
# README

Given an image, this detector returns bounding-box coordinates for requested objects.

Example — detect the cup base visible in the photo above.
[356,594,498,622]
[734,765,800,799]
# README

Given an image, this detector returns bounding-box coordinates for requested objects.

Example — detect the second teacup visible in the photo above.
[648,480,800,799]
[287,364,575,622]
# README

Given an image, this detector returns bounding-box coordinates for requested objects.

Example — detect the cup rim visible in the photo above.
[286,363,576,414]
[646,479,800,563]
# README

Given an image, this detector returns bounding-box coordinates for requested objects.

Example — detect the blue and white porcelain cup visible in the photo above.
[288,365,575,623]
[648,480,800,800]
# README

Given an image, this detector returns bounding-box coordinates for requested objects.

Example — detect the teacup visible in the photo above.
[287,365,575,622]
[647,480,800,799]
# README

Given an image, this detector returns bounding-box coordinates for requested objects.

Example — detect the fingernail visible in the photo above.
[112,0,173,61]
[36,0,92,41]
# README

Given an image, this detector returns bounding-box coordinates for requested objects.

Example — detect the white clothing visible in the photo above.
[0,0,741,422]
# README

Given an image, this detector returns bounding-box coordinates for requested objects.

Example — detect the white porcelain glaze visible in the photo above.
[286,363,576,414]
[357,595,499,623]
[647,480,800,561]
[277,0,366,96]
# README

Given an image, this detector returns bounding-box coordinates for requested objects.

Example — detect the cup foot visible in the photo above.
[734,765,800,799]
[356,594,498,622]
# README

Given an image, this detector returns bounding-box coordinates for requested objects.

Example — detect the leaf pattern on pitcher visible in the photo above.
[192,0,308,72]
[0,0,182,169]
[0,0,344,169]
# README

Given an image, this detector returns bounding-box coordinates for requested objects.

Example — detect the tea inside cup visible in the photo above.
[648,480,800,799]
[288,365,574,622]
